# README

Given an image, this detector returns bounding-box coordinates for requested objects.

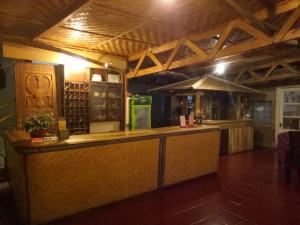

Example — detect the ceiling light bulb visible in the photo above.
[104,63,109,68]
[215,63,227,75]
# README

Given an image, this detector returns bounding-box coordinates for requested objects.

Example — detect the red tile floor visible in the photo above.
[1,148,300,225]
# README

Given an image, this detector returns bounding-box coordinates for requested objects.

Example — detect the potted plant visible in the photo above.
[21,114,56,138]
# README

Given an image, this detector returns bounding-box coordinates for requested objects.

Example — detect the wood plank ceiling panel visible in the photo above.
[0,0,77,37]
[91,0,196,18]
[61,5,145,38]
[38,26,109,51]
[98,39,150,57]
[121,22,188,46]
[39,0,196,56]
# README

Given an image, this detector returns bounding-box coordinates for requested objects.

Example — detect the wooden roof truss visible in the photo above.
[226,56,300,85]
[127,1,300,79]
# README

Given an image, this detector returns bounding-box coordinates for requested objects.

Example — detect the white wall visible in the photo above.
[90,121,120,133]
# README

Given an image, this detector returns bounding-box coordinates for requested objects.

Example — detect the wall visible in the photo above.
[252,88,277,148]
[0,54,16,191]
[128,80,171,128]
[3,42,127,71]
[90,121,120,133]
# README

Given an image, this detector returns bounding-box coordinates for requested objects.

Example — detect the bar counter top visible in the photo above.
[6,125,220,153]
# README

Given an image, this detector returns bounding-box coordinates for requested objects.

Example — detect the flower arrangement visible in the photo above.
[21,114,56,138]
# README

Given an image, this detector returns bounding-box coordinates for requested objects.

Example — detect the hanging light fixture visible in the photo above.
[214,63,228,75]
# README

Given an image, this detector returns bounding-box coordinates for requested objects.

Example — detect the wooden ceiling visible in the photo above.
[0,0,284,56]
[2,0,300,85]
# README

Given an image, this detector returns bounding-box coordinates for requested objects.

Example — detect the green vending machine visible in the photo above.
[130,95,152,130]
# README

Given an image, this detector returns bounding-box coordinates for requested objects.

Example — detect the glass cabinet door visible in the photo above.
[282,90,300,130]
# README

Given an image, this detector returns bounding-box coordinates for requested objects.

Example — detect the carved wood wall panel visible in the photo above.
[15,63,57,128]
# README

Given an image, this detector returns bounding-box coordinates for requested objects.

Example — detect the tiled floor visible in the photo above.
[1,149,300,225]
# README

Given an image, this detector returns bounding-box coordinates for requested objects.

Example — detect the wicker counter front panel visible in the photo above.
[26,138,160,224]
[164,131,220,186]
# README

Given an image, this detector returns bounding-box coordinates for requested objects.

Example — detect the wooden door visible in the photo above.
[276,86,300,142]
[15,63,57,128]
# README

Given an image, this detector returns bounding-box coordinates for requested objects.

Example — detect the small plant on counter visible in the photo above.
[21,114,56,138]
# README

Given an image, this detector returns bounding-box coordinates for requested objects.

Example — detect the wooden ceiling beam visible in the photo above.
[147,50,163,68]
[0,33,123,72]
[132,51,147,76]
[33,0,93,40]
[263,65,277,78]
[208,20,238,59]
[274,6,300,42]
[248,69,260,79]
[230,56,300,84]
[163,38,186,70]
[224,0,274,35]
[281,62,298,73]
[239,73,300,85]
[178,44,300,76]
[185,39,208,58]
[228,55,300,76]
[234,69,246,82]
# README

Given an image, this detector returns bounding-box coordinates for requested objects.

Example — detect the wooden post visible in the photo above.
[171,95,177,120]
[195,93,201,115]
[236,95,241,119]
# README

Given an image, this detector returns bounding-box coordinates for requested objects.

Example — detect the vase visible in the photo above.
[29,130,47,138]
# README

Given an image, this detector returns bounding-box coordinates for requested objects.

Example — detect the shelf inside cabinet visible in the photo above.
[90,83,122,123]
[64,81,90,135]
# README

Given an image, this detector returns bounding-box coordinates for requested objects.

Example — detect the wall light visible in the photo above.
[58,55,89,69]
[214,63,228,75]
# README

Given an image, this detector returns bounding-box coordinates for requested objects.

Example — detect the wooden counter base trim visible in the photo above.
[23,156,31,225]
[158,136,166,189]
[10,127,220,154]
[5,140,30,224]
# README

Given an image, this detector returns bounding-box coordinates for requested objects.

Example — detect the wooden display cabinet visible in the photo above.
[90,83,122,122]
[63,67,124,135]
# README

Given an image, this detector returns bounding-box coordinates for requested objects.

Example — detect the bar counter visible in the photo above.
[6,125,220,225]
[203,119,253,154]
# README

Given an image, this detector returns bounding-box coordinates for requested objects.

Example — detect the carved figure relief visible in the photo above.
[15,63,57,128]
[25,73,53,109]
